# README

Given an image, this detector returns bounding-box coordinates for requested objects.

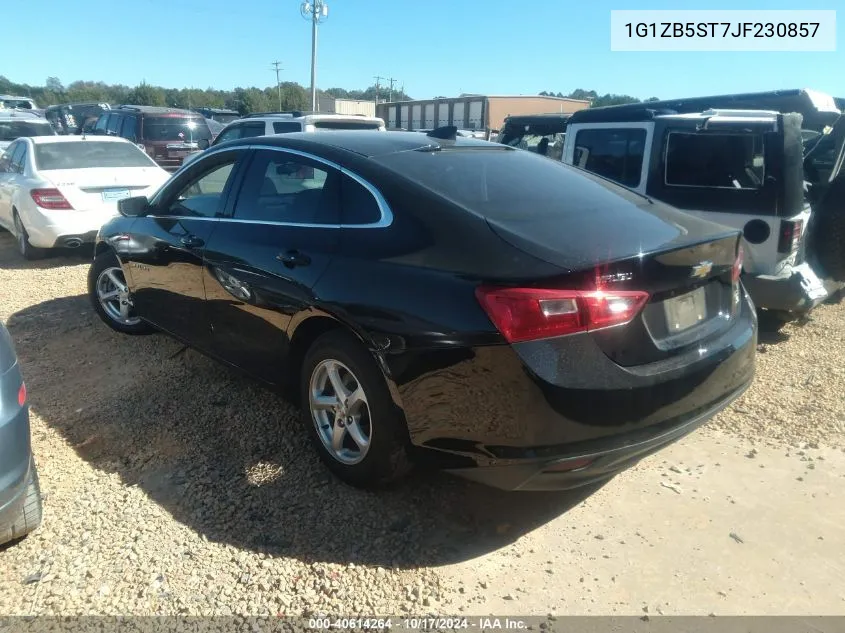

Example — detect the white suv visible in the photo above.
[183,111,385,166]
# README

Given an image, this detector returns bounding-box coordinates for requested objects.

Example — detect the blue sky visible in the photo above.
[4,0,842,100]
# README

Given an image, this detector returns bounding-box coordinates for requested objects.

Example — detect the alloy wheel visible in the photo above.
[96,266,141,326]
[309,359,372,465]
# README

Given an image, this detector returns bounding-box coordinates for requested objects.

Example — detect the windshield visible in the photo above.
[313,120,382,130]
[0,120,55,141]
[500,123,567,159]
[2,98,35,110]
[211,113,240,124]
[34,141,156,170]
[143,116,211,142]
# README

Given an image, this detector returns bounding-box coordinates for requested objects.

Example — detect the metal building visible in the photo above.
[375,94,590,134]
[317,96,376,117]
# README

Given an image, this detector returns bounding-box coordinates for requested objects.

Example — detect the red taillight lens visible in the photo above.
[732,243,744,282]
[777,219,803,254]
[30,188,73,210]
[475,286,650,344]
[18,382,27,407]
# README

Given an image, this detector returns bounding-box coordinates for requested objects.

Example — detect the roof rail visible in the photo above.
[117,105,142,111]
[243,110,303,118]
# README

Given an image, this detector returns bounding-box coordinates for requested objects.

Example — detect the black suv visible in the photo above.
[92,105,212,171]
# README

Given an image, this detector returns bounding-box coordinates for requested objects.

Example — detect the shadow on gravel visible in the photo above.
[0,232,94,270]
[8,294,604,569]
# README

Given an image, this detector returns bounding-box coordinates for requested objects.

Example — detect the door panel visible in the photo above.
[125,150,244,347]
[203,149,341,383]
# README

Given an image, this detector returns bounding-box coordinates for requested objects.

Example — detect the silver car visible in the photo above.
[0,320,42,546]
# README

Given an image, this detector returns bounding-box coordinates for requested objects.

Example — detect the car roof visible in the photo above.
[0,111,46,121]
[213,130,490,158]
[504,113,573,124]
[112,105,201,116]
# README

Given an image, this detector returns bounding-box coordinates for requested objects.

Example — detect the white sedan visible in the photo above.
[0,136,171,259]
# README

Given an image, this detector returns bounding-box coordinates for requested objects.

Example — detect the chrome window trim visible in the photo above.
[150,143,393,229]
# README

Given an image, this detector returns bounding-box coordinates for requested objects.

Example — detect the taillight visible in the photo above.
[30,188,73,210]
[18,382,27,407]
[777,219,803,254]
[732,243,744,282]
[475,286,650,344]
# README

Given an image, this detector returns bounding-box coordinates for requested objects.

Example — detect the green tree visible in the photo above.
[126,82,166,106]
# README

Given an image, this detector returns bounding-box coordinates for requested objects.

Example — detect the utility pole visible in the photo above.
[271,61,283,111]
[300,1,329,111]
[374,75,385,105]
[388,77,397,103]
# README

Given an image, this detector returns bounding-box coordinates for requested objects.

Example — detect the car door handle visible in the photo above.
[180,235,204,248]
[276,250,311,268]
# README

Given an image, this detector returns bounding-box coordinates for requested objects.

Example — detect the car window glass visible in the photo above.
[665,132,765,190]
[240,122,267,138]
[234,150,338,225]
[10,143,25,173]
[106,114,121,135]
[573,128,646,188]
[165,160,237,218]
[94,115,109,133]
[273,121,302,133]
[215,125,242,144]
[121,116,138,141]
[0,143,16,172]
[341,174,382,225]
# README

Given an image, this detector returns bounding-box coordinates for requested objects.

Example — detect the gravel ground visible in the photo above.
[1,231,844,616]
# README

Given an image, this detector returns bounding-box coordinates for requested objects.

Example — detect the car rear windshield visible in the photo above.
[143,116,212,141]
[313,120,381,130]
[377,146,642,220]
[34,141,156,170]
[0,120,55,140]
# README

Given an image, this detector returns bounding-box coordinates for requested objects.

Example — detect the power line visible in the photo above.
[374,76,386,105]
[270,61,283,111]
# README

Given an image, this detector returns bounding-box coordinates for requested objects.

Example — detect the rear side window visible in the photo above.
[573,128,646,188]
[106,114,122,135]
[240,122,267,138]
[665,132,765,190]
[121,116,138,141]
[11,143,27,173]
[312,120,381,130]
[94,115,109,133]
[341,175,382,225]
[273,121,302,133]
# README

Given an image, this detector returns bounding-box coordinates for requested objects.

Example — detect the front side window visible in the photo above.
[106,113,122,135]
[94,115,109,133]
[239,122,267,139]
[214,124,243,145]
[234,150,338,224]
[121,116,138,141]
[164,158,238,218]
[573,128,647,188]
[665,132,765,190]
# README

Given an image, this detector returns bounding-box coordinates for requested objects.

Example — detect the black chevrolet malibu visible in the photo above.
[87,130,757,491]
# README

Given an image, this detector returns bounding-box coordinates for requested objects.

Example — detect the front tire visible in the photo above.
[0,464,43,546]
[300,330,412,488]
[88,250,153,335]
[13,212,46,261]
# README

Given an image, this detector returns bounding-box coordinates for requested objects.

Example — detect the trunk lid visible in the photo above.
[43,167,169,211]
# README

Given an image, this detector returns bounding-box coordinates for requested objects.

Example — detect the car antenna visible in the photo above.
[426,126,458,140]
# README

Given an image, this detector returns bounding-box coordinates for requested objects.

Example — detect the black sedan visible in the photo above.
[87,130,757,491]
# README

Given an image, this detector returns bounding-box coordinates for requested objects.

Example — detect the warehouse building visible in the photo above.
[375,94,590,135]
[317,96,376,117]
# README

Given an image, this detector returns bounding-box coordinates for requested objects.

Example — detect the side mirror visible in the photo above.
[118,196,150,217]
[198,138,210,150]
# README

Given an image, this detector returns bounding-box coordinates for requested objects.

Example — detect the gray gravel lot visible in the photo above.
[0,230,843,616]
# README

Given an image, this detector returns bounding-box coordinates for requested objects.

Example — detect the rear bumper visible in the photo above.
[742,263,828,313]
[446,380,749,491]
[23,207,119,249]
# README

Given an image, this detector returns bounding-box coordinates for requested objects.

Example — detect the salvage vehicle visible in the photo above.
[0,95,39,111]
[44,102,111,135]
[0,110,56,152]
[0,320,42,546]
[87,129,756,491]
[91,105,213,172]
[0,136,170,259]
[192,107,241,125]
[562,89,845,317]
[499,112,572,160]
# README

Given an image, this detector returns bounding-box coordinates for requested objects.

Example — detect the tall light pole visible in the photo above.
[271,60,283,111]
[300,0,329,111]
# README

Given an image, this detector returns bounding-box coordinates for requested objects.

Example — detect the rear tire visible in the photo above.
[13,211,46,261]
[0,464,43,546]
[300,330,412,489]
[88,250,153,335]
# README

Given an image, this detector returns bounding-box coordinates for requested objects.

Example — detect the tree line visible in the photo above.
[540,88,660,107]
[0,76,413,114]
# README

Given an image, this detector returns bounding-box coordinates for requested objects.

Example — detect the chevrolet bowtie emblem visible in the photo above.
[690,261,713,279]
